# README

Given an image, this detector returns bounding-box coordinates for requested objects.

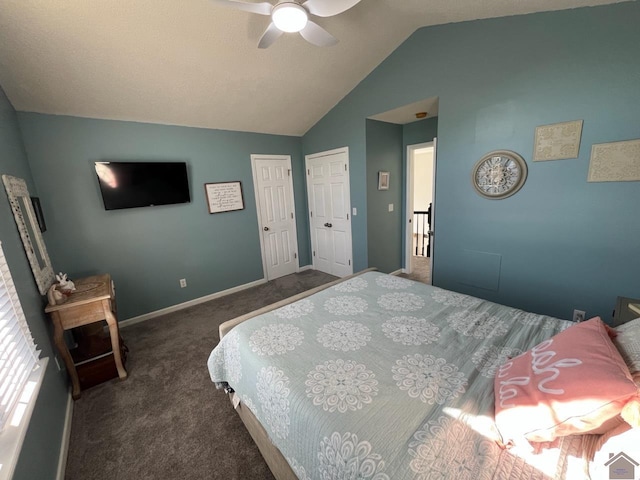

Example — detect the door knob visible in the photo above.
[263,226,270,231]
[324,223,332,228]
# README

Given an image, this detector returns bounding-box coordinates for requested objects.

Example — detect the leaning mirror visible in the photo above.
[2,174,55,295]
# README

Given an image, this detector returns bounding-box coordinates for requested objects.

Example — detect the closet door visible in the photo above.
[305,147,352,277]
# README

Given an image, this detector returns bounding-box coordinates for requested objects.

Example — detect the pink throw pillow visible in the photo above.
[494,317,639,446]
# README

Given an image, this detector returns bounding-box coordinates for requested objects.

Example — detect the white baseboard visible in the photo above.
[389,269,403,276]
[56,389,73,480]
[298,265,312,272]
[120,278,267,328]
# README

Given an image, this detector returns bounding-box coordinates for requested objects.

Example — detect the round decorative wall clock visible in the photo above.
[471,150,528,199]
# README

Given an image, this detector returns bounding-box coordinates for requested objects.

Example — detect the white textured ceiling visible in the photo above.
[0,0,628,136]
[370,97,439,125]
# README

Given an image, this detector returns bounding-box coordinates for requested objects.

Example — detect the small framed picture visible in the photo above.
[378,171,390,190]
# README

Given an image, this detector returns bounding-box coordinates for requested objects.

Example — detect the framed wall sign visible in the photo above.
[378,171,390,190]
[204,181,245,214]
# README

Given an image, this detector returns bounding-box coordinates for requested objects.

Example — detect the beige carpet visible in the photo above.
[399,255,431,284]
[64,270,337,480]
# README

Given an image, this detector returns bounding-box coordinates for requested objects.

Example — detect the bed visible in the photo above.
[207,270,639,479]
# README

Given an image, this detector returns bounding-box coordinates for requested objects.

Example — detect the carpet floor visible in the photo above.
[399,256,431,284]
[64,270,337,480]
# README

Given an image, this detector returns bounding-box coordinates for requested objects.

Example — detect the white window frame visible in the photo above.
[0,241,48,480]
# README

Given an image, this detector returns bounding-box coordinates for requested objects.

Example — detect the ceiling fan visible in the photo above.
[211,0,362,48]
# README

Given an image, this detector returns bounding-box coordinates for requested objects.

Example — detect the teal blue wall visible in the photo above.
[366,119,403,273]
[0,88,68,480]
[17,114,307,319]
[303,2,640,321]
[401,117,438,270]
[302,118,368,270]
[403,117,438,149]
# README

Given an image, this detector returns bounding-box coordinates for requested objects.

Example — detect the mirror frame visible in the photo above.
[2,174,55,295]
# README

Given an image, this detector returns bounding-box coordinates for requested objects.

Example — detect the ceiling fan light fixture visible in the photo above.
[272,2,308,33]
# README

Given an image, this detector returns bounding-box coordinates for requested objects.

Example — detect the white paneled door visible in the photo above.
[305,147,353,277]
[251,155,299,281]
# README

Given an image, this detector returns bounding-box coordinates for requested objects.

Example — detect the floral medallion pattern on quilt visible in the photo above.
[377,292,425,312]
[471,346,523,378]
[208,346,225,377]
[382,316,440,345]
[431,289,482,308]
[223,330,242,383]
[408,415,498,480]
[392,354,467,404]
[317,431,389,480]
[274,298,314,319]
[305,359,379,413]
[512,311,557,330]
[333,277,368,293]
[249,323,304,356]
[241,394,257,414]
[375,275,413,290]
[317,320,371,351]
[287,458,311,480]
[447,311,508,338]
[206,271,580,479]
[324,296,368,315]
[257,366,291,439]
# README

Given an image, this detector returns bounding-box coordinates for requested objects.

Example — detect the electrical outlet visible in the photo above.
[572,309,586,322]
[388,203,394,212]
[179,278,187,288]
[352,207,357,216]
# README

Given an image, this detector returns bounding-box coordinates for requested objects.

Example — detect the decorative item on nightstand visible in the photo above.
[46,272,77,305]
[56,272,76,293]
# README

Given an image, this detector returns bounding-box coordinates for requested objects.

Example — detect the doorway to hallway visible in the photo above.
[403,141,436,284]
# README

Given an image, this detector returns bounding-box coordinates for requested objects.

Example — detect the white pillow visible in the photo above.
[614,317,640,375]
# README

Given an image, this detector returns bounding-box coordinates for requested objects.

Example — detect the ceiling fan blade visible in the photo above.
[210,0,272,16]
[302,0,361,17]
[258,22,284,48]
[300,21,338,47]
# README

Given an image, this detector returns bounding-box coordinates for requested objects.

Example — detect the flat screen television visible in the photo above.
[94,161,190,210]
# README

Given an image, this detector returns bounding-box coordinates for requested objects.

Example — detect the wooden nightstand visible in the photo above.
[45,274,127,399]
[612,296,640,327]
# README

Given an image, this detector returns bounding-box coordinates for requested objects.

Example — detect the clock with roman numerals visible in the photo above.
[471,150,528,199]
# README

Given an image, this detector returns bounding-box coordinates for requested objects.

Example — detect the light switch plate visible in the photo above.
[388,204,394,212]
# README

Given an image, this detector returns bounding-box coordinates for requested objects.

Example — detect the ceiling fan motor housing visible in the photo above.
[272,2,308,32]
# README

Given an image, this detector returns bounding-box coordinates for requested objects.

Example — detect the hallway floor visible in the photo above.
[399,255,431,284]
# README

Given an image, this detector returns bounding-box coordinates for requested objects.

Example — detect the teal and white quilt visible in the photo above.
[208,271,584,479]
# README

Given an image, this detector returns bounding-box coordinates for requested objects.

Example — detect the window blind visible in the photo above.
[0,241,41,431]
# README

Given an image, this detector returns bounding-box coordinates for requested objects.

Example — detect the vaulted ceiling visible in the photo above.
[0,0,627,136]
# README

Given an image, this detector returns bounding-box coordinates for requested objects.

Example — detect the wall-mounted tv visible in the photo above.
[94,161,190,210]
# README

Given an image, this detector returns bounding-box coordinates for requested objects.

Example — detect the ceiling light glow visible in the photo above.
[272,3,308,33]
